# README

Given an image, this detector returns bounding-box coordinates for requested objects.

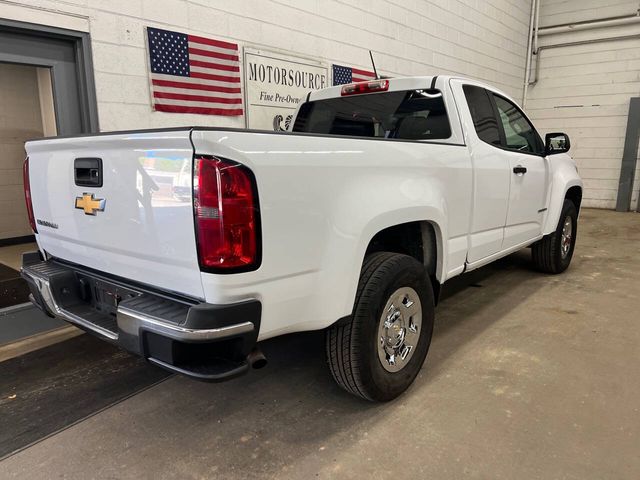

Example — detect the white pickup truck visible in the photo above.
[22,76,582,401]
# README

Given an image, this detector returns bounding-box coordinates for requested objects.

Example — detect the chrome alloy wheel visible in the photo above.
[377,287,422,373]
[560,216,573,259]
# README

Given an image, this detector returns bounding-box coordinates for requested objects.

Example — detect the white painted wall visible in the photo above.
[527,0,640,209]
[538,0,639,26]
[1,0,531,132]
[6,0,639,210]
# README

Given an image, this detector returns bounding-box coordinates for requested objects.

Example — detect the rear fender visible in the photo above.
[321,183,448,323]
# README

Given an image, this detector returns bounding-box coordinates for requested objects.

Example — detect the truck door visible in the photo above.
[489,93,549,250]
[455,83,510,263]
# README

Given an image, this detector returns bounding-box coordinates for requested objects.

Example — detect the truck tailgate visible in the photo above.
[25,129,204,299]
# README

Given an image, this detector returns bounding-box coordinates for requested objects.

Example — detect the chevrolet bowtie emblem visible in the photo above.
[75,193,106,215]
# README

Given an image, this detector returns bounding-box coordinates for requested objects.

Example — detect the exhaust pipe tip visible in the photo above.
[247,347,267,369]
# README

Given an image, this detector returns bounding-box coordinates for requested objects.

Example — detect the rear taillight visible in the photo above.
[193,156,260,271]
[23,157,37,233]
[341,79,389,96]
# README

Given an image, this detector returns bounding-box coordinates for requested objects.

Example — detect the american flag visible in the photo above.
[146,27,243,116]
[332,64,377,85]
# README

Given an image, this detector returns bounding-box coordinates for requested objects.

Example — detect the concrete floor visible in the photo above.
[1,208,639,479]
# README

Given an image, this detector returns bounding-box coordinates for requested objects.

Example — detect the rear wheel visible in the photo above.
[532,199,578,274]
[325,252,435,401]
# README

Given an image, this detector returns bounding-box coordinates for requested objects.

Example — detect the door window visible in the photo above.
[492,94,543,154]
[462,85,500,146]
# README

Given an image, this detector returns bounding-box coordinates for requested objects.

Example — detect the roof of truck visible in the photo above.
[27,75,516,143]
[308,74,513,104]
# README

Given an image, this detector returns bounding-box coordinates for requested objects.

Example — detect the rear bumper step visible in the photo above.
[21,252,262,382]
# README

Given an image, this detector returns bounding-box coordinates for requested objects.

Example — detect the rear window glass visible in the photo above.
[292,90,451,140]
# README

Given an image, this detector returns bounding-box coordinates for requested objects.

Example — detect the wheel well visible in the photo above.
[365,221,440,302]
[565,186,582,212]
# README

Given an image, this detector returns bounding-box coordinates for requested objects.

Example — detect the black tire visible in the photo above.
[532,199,578,274]
[325,252,435,401]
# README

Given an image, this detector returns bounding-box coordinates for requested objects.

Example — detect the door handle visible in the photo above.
[75,158,103,187]
[513,165,527,175]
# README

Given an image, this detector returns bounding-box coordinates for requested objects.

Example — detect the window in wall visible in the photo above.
[462,85,500,146]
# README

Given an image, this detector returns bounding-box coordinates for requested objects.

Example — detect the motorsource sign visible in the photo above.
[243,48,329,131]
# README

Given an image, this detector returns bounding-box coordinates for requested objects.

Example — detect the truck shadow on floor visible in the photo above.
[60,249,551,476]
[255,248,548,396]
[3,251,545,475]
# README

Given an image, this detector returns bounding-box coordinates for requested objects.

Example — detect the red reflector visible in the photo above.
[193,156,259,271]
[23,157,37,233]
[341,79,389,96]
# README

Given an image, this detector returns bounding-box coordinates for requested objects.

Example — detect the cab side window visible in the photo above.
[462,85,500,146]
[492,94,544,155]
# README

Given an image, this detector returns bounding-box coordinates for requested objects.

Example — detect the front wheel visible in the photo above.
[326,252,435,401]
[532,199,578,274]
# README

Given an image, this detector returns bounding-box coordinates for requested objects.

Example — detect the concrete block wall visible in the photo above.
[527,0,640,209]
[538,0,639,26]
[6,0,638,210]
[2,0,531,132]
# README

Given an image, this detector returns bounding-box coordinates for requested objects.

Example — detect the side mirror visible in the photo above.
[545,132,570,155]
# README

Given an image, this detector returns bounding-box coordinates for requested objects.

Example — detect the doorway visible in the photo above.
[0,20,98,245]
[0,20,98,311]
[0,63,55,242]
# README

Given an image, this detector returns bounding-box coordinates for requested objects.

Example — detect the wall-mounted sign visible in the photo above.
[243,48,329,131]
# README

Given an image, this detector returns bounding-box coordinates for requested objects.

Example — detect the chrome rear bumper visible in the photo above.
[21,252,261,382]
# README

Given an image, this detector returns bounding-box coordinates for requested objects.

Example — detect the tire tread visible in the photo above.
[325,252,401,400]
[325,252,428,401]
[532,199,577,274]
